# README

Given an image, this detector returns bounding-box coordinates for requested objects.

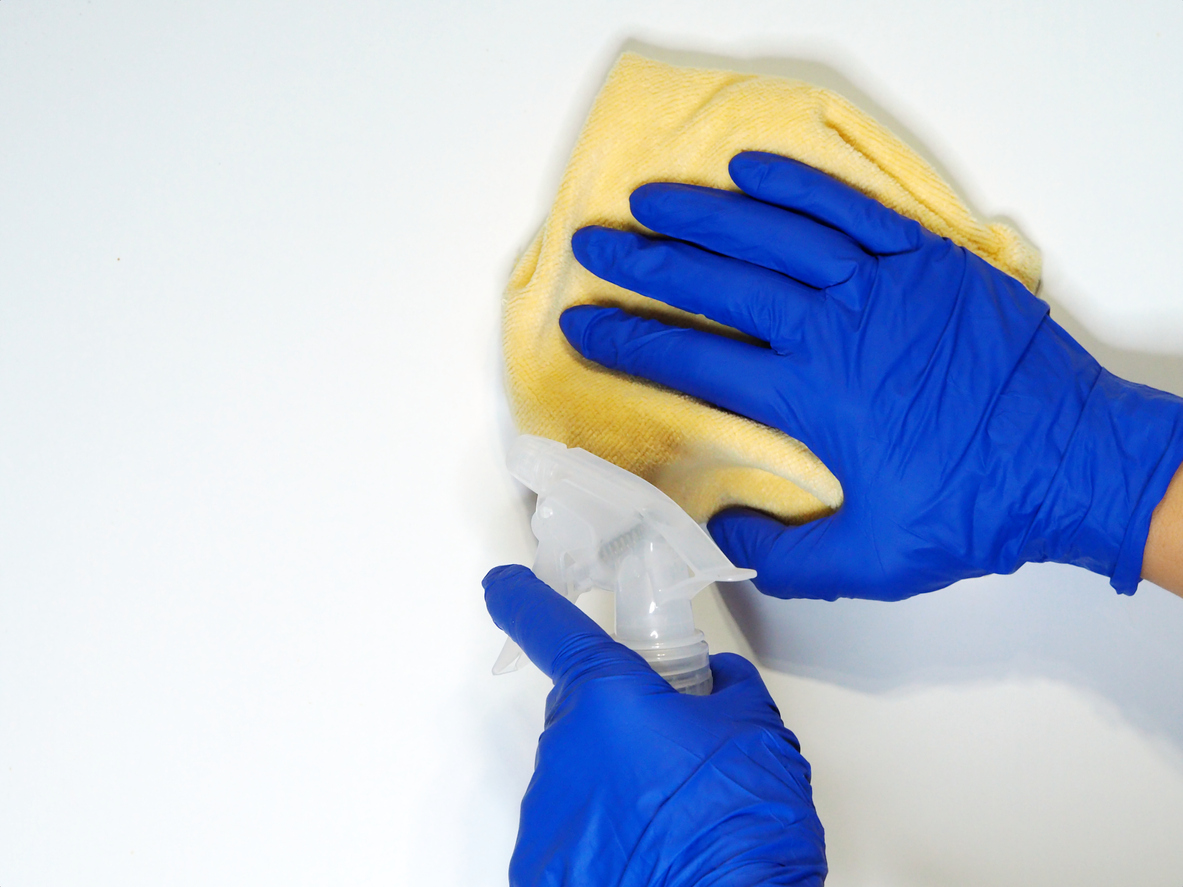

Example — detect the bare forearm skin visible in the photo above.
[1143,460,1183,598]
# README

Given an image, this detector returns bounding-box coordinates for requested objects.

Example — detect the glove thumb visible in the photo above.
[708,508,846,601]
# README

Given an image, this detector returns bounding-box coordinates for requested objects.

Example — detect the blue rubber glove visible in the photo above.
[484,564,826,886]
[561,152,1183,601]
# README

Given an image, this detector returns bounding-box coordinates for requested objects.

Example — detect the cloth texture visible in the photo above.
[503,52,1041,523]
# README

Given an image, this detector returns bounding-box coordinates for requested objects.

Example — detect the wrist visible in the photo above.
[1013,320,1183,591]
[988,315,1098,572]
[1102,374,1183,592]
[1142,456,1183,595]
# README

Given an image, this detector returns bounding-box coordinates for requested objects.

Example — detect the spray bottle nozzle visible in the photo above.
[492,435,756,695]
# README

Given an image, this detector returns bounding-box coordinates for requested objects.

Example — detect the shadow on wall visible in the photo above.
[618,39,1183,760]
[719,292,1183,760]
[720,567,1183,763]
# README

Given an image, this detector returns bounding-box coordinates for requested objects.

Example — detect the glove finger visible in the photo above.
[560,306,813,442]
[708,652,787,722]
[708,509,849,601]
[708,508,788,575]
[482,564,655,685]
[708,651,765,693]
[629,182,870,294]
[729,152,924,255]
[572,226,823,355]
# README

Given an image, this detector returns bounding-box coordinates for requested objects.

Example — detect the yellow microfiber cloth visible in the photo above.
[504,52,1041,524]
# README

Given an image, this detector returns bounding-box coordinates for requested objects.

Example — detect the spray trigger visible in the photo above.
[491,435,755,695]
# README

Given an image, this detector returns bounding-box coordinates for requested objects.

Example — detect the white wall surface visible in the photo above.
[2,2,1182,885]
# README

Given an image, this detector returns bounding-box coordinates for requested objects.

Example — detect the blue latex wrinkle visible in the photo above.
[561,152,1183,601]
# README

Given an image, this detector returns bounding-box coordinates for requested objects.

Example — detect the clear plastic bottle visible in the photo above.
[493,436,755,695]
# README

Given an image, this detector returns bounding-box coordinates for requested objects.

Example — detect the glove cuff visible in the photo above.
[1021,354,1183,592]
[1105,373,1183,593]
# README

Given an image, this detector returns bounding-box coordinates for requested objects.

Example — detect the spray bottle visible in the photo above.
[492,435,756,695]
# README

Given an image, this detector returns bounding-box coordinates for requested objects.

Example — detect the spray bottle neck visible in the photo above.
[493,435,756,694]
[611,536,712,695]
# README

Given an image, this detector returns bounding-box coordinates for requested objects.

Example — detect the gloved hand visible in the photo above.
[561,152,1183,601]
[484,564,826,886]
